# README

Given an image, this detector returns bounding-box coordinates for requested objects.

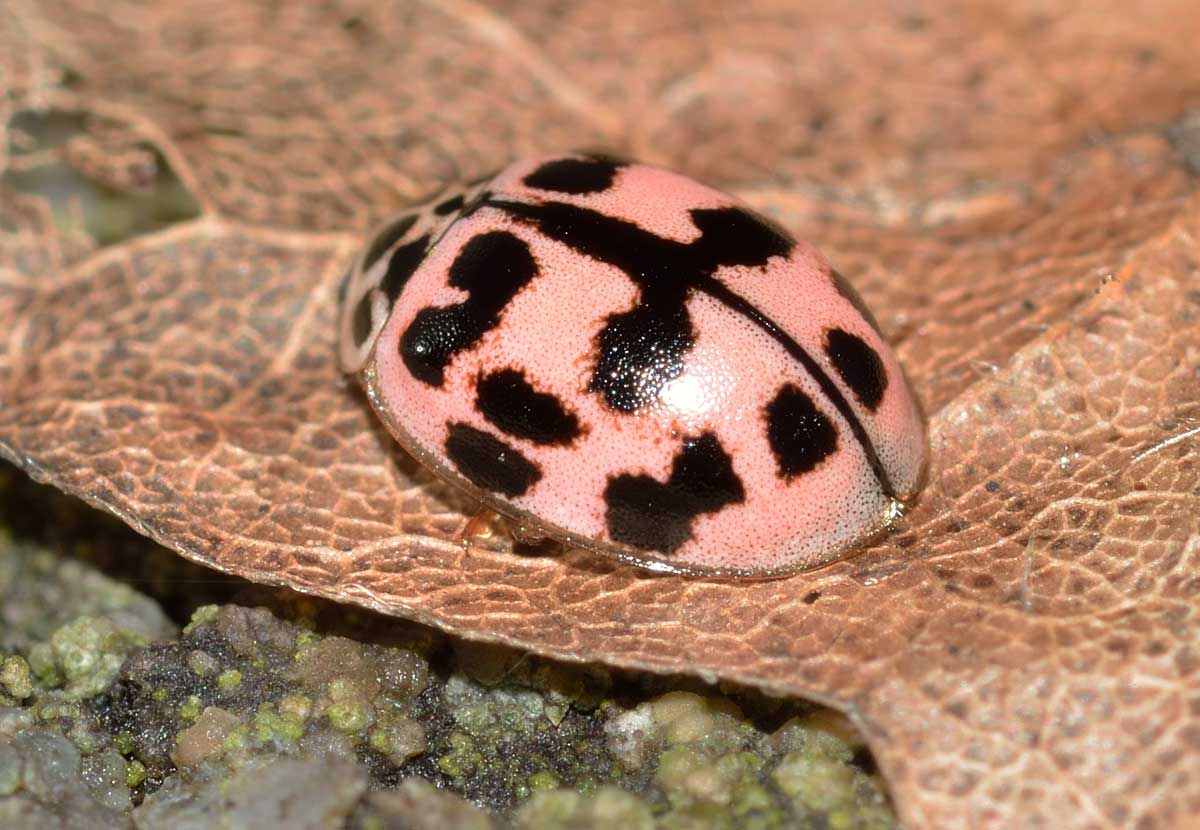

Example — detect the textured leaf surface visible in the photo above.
[3,2,1200,827]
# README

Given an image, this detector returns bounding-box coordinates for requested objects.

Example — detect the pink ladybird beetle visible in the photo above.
[338,154,926,577]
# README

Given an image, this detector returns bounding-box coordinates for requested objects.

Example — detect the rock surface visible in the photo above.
[0,467,894,829]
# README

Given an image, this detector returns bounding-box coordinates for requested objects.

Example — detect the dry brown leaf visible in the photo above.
[2,2,1199,827]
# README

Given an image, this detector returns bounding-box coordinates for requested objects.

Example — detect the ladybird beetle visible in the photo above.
[338,154,926,577]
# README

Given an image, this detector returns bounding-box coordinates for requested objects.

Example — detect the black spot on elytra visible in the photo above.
[484,193,898,498]
[444,421,542,497]
[830,269,882,335]
[688,206,797,268]
[825,328,887,411]
[351,232,433,349]
[522,157,623,194]
[381,233,431,303]
[476,368,581,445]
[765,383,838,478]
[362,214,416,273]
[591,304,693,412]
[434,194,465,215]
[400,231,538,386]
[604,433,745,554]
[489,199,792,412]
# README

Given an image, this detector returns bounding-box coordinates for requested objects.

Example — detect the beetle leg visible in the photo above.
[461,507,507,550]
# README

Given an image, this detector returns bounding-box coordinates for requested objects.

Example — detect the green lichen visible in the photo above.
[222,723,251,754]
[653,691,749,751]
[327,701,367,732]
[729,782,785,830]
[769,717,894,830]
[425,669,616,809]
[217,668,243,691]
[0,654,33,699]
[180,694,203,721]
[112,732,136,756]
[27,642,61,687]
[446,674,549,741]
[41,616,150,700]
[293,628,319,655]
[438,731,484,779]
[255,702,306,743]
[125,759,148,788]
[67,720,100,755]
[182,604,220,634]
[327,679,370,732]
[528,770,560,792]
[37,699,80,724]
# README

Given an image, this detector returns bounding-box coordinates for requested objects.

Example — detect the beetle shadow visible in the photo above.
[345,384,484,521]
